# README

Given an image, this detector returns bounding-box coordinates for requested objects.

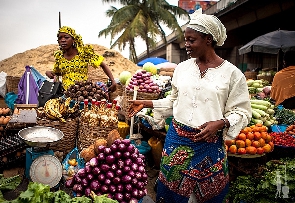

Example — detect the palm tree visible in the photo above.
[100,0,189,62]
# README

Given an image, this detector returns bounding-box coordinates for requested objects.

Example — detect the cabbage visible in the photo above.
[119,71,132,85]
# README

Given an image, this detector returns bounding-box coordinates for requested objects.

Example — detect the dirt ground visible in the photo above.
[0,44,140,81]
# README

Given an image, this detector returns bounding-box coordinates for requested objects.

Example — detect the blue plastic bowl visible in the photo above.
[271,124,288,133]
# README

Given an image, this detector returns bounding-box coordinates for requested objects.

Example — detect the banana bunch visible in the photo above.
[44,98,66,122]
[44,97,79,122]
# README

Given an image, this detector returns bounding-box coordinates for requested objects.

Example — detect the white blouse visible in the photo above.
[152,58,252,140]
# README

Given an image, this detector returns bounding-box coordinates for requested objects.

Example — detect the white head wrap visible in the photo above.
[187,8,227,46]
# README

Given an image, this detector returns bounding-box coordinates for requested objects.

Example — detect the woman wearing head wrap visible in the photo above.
[128,9,251,203]
[45,26,116,92]
[271,50,295,110]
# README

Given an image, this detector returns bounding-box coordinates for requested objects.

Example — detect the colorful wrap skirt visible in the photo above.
[156,119,229,203]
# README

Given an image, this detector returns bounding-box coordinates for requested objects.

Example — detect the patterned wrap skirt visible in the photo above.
[156,119,229,203]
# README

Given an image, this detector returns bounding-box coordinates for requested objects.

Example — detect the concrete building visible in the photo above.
[137,0,295,72]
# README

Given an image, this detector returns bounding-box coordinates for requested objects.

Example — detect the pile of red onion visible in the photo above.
[126,70,161,93]
[65,139,148,202]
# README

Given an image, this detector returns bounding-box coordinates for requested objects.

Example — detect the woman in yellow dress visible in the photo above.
[46,26,116,92]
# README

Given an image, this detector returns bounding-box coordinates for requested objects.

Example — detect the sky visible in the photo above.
[0,0,183,62]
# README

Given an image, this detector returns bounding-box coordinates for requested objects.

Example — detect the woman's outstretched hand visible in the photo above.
[128,100,144,117]
[108,83,117,93]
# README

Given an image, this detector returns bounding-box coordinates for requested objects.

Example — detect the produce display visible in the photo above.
[64,80,109,102]
[249,98,277,127]
[125,70,161,94]
[225,123,274,155]
[39,97,80,122]
[269,132,295,148]
[65,139,148,202]
[273,106,295,126]
[247,79,270,97]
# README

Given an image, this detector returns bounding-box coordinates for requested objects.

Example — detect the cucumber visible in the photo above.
[250,99,271,107]
[251,104,268,111]
[252,109,261,119]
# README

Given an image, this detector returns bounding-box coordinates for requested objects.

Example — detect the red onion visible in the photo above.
[65,178,74,188]
[101,185,109,193]
[84,187,91,197]
[122,175,132,183]
[114,151,122,159]
[97,145,106,153]
[110,143,118,151]
[104,147,112,155]
[89,157,98,167]
[84,164,92,174]
[118,143,127,151]
[106,171,115,179]
[123,166,131,173]
[110,163,117,171]
[114,193,124,202]
[131,163,139,171]
[77,168,86,178]
[97,173,106,182]
[86,173,94,181]
[116,169,123,177]
[81,178,88,187]
[106,155,116,164]
[92,166,101,175]
[117,184,124,192]
[109,185,117,193]
[112,177,121,184]
[100,164,111,172]
[90,180,100,191]
[104,178,111,185]
[97,153,105,161]
[123,151,131,158]
[124,193,132,201]
[125,183,133,192]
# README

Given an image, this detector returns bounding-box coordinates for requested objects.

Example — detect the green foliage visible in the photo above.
[229,158,295,203]
[2,182,116,203]
[0,174,22,202]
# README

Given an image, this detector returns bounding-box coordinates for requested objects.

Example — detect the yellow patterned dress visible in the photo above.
[53,46,104,90]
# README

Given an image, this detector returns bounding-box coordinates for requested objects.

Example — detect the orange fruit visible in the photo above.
[268,141,274,150]
[246,132,254,140]
[263,144,272,153]
[254,132,261,140]
[256,147,265,155]
[256,123,263,127]
[245,139,252,147]
[265,134,272,143]
[261,132,268,140]
[238,133,247,141]
[246,146,257,155]
[237,148,247,155]
[225,140,235,147]
[236,140,246,148]
[252,140,261,148]
[229,145,237,154]
[258,138,266,147]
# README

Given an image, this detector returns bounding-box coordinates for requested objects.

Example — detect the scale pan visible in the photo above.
[18,126,64,148]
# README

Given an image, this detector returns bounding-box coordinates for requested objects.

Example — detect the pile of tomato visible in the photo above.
[269,132,295,148]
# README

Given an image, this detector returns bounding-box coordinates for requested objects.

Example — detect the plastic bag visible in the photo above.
[4,92,17,110]
[62,147,85,178]
[0,71,7,98]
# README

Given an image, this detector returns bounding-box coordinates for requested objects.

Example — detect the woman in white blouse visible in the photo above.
[128,8,251,203]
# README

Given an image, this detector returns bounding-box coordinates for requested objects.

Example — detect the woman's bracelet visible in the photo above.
[221,118,229,129]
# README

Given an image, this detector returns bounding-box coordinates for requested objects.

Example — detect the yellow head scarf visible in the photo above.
[187,8,227,46]
[56,26,103,67]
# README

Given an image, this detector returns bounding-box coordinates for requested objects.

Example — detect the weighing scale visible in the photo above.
[18,126,64,188]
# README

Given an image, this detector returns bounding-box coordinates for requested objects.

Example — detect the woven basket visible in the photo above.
[109,83,124,101]
[78,119,116,150]
[257,75,274,83]
[244,71,257,80]
[36,117,78,155]
[6,76,21,94]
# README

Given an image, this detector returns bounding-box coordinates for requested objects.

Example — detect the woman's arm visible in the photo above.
[100,62,116,92]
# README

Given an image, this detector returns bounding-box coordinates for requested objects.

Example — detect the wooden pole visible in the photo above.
[59,12,61,28]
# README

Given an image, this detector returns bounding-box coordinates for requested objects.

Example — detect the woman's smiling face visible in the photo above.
[184,27,208,58]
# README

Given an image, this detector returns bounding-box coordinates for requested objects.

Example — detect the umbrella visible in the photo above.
[137,57,168,66]
[238,30,295,55]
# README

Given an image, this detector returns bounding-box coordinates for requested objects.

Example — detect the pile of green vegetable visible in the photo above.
[1,180,118,203]
[274,107,295,126]
[250,99,277,127]
[228,158,295,203]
